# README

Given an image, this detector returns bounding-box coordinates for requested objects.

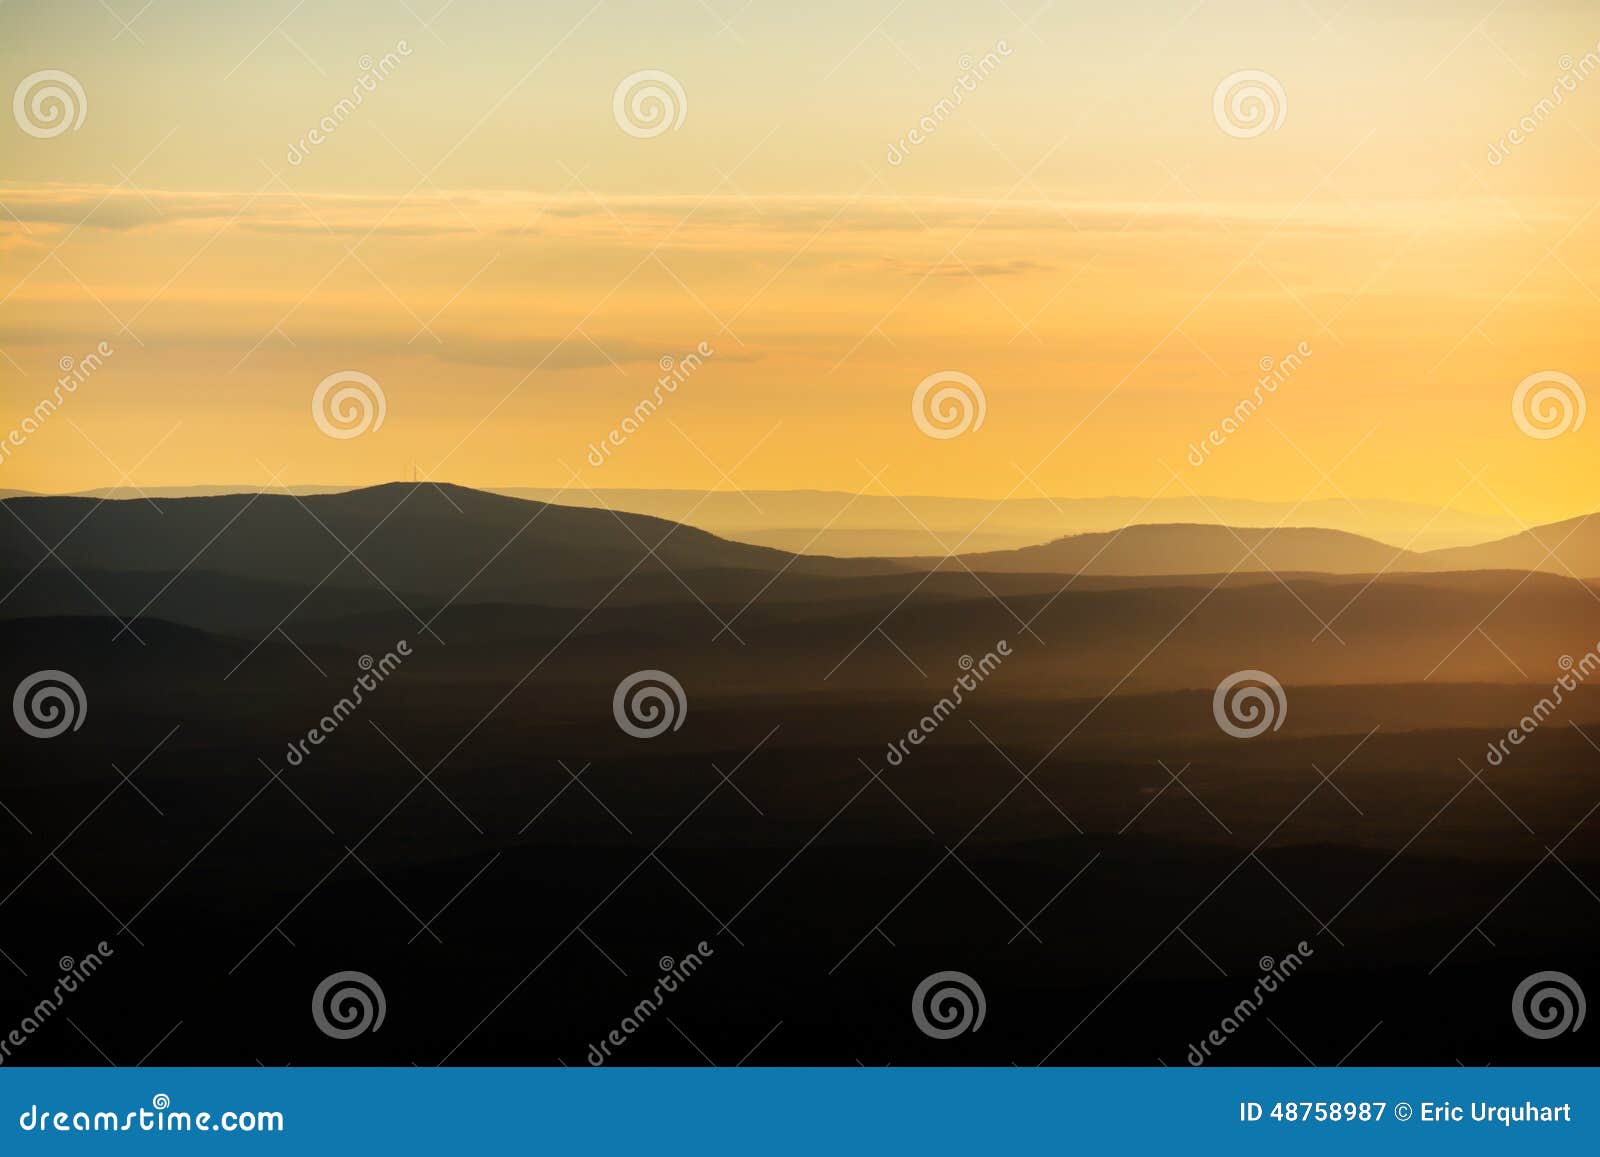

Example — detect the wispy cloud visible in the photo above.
[0,184,1511,246]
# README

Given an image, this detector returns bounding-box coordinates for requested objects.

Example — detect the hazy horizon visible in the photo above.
[4,2,1597,523]
[4,478,1582,555]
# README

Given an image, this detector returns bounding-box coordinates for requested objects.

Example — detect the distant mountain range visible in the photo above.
[944,524,1406,575]
[1,485,1532,556]
[500,488,1527,556]
[1418,514,1600,576]
[3,485,1597,703]
[941,519,1600,578]
[3,485,1596,597]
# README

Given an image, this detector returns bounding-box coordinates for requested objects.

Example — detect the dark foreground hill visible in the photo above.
[0,482,897,604]
[2,485,1597,1068]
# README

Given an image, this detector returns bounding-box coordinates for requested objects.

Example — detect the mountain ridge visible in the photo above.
[3,484,1596,584]
[3,484,1542,554]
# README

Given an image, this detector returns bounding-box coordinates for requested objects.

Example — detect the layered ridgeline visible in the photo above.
[5,484,1595,578]
[500,489,1524,557]
[3,486,1530,557]
[4,490,1597,1069]
[2,484,1597,699]
[931,519,1600,578]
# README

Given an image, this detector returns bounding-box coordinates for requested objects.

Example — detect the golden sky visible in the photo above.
[2,0,1597,525]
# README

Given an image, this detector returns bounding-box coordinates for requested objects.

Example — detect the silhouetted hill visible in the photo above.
[14,485,1528,553]
[0,483,895,603]
[941,523,1414,575]
[5,488,1598,1069]
[1416,513,1600,577]
[932,519,1600,578]
[501,488,1521,554]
